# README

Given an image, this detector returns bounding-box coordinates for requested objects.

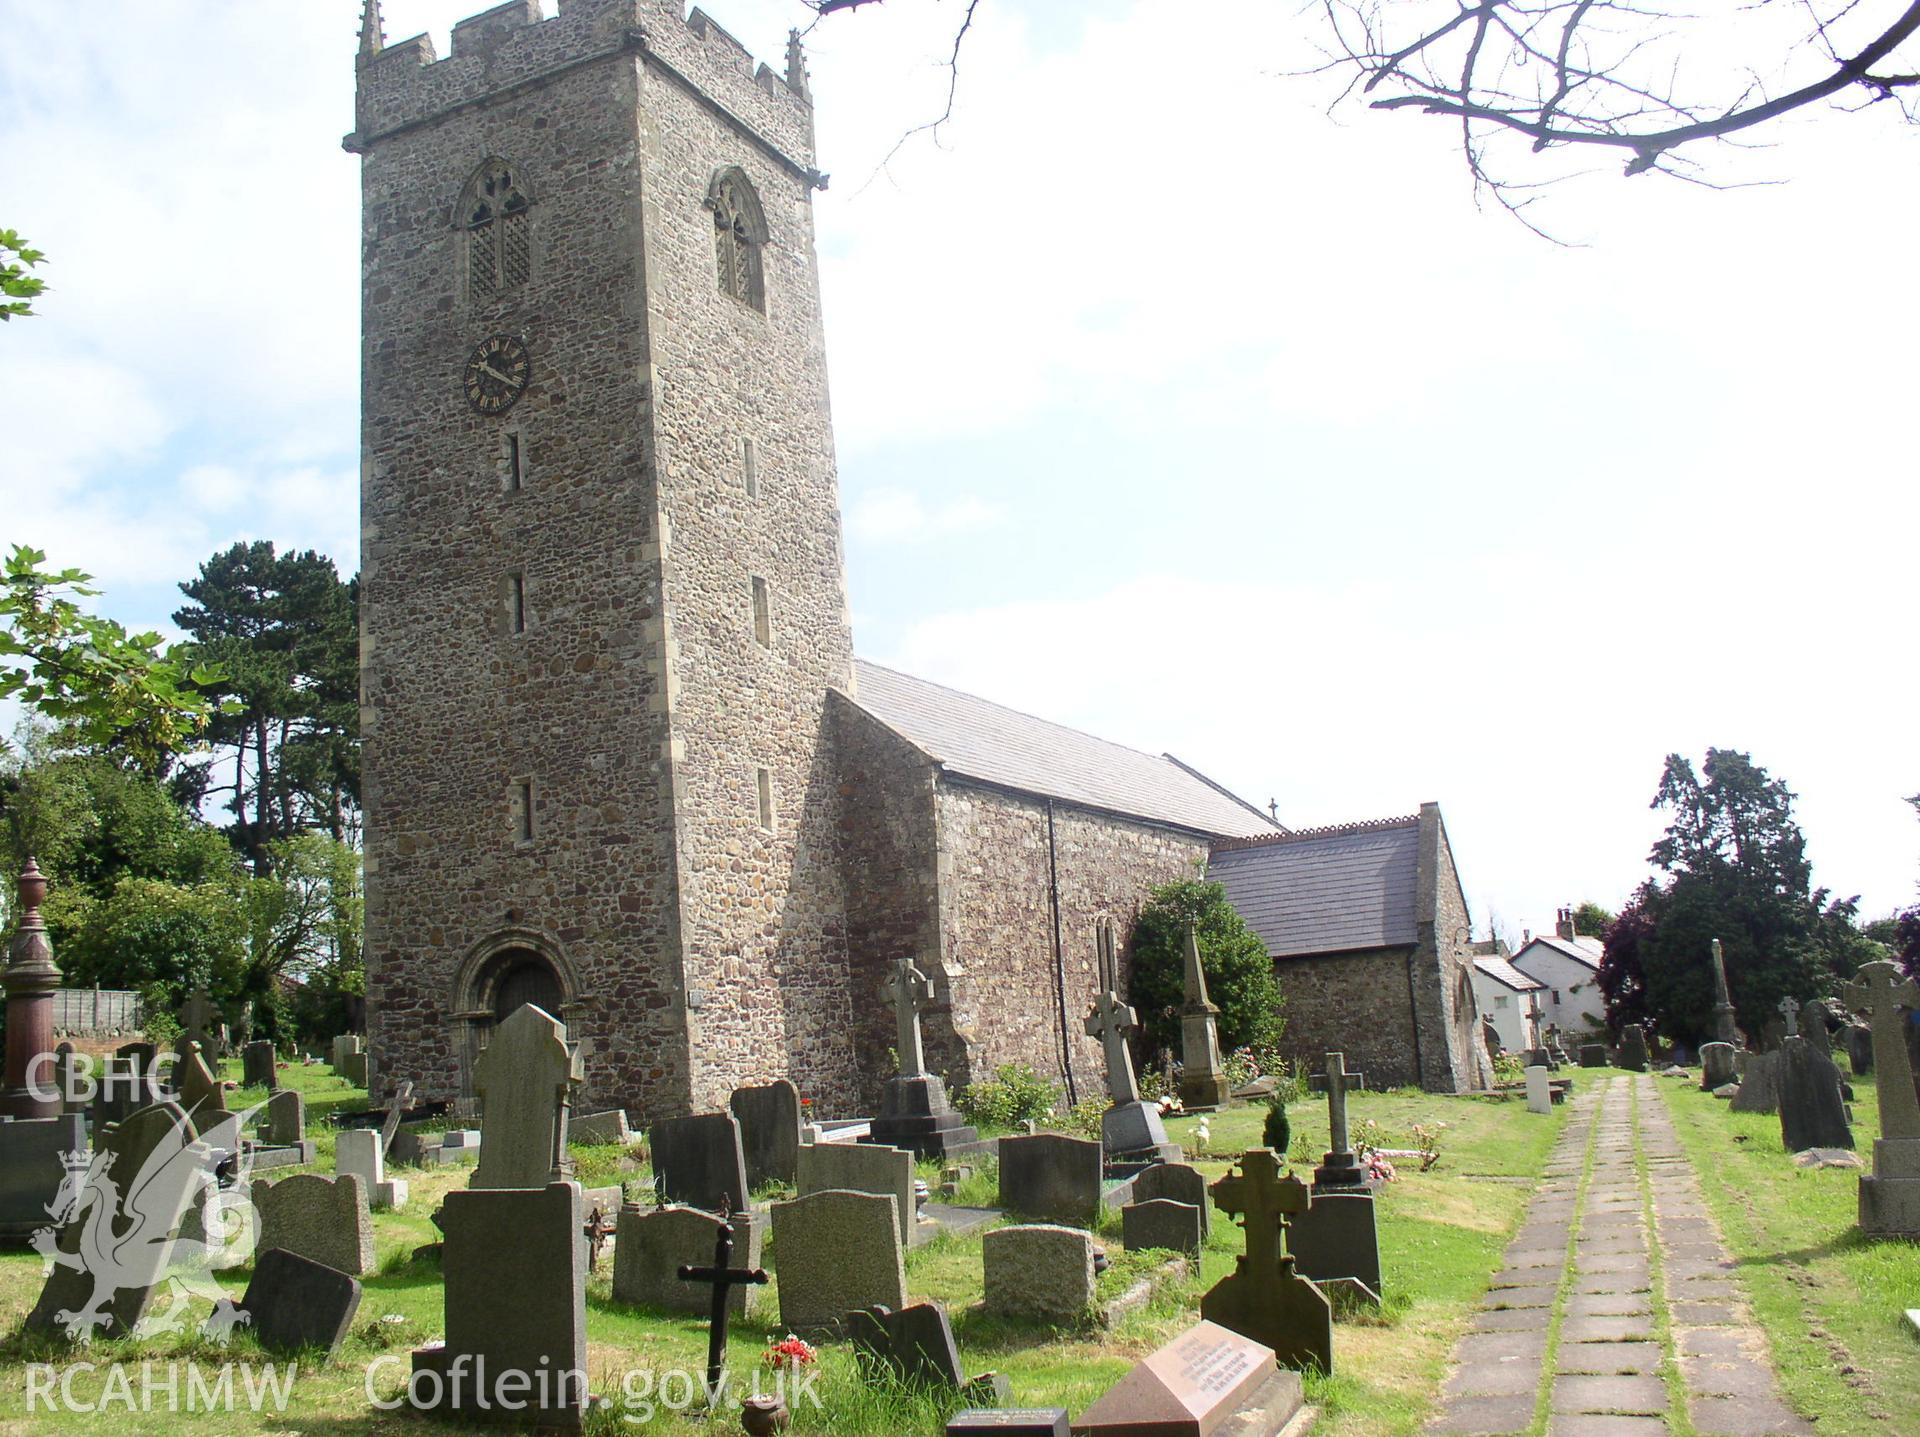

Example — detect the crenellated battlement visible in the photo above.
[350,0,815,170]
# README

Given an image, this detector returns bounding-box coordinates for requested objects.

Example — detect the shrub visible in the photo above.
[1130,879,1283,1057]
[1262,1100,1291,1155]
[954,1063,1060,1131]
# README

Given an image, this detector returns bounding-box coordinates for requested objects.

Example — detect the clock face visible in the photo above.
[463,334,532,416]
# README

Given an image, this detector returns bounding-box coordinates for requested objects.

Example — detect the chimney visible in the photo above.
[1555,906,1575,942]
[1522,928,1531,945]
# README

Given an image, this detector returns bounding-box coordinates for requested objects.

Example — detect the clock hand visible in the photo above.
[476,360,515,385]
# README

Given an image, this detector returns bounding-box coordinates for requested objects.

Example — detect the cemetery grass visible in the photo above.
[1655,1076,1920,1437]
[0,1088,1563,1434]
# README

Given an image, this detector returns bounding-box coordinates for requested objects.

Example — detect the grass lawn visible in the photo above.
[0,1068,1571,1434]
[1654,1072,1920,1436]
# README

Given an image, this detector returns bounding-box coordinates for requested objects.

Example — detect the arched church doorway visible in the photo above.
[492,949,564,1023]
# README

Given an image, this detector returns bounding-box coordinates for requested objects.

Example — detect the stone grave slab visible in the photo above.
[242,1040,276,1090]
[1700,1042,1738,1091]
[850,1300,1007,1403]
[264,1089,305,1146]
[570,1109,631,1146]
[1075,1319,1303,1436]
[946,1411,1070,1436]
[868,1073,984,1161]
[1132,1162,1211,1237]
[341,1051,368,1088]
[1730,1052,1781,1114]
[238,1247,362,1358]
[1288,1189,1383,1306]
[0,1113,87,1240]
[731,1078,803,1186]
[1123,1198,1204,1258]
[999,1133,1102,1226]
[26,1101,206,1340]
[1778,1035,1853,1154]
[412,1180,588,1429]
[611,1203,761,1315]
[1618,1025,1649,1072]
[797,1140,917,1244]
[255,1173,374,1277]
[651,1111,749,1214]
[337,1128,409,1209]
[770,1188,905,1338]
[175,1040,227,1120]
[983,1223,1095,1324]
[1525,1065,1552,1115]
[1579,1044,1609,1068]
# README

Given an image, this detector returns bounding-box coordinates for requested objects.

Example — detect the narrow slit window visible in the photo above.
[756,768,774,830]
[750,576,771,649]
[505,431,525,492]
[515,780,534,844]
[508,572,527,634]
[742,437,758,498]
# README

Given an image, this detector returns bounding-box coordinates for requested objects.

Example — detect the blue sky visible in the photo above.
[3,0,1916,943]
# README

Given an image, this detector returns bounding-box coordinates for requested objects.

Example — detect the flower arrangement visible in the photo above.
[764,1335,816,1372]
[1365,1152,1397,1183]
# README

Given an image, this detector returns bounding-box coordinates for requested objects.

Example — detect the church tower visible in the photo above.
[349,0,857,1119]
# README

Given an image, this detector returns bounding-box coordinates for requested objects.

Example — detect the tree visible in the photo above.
[1317,2,1920,216]
[1128,878,1284,1060]
[1892,794,1920,979]
[1,229,46,321]
[1594,748,1872,1043]
[172,542,360,872]
[1,546,225,770]
[1571,901,1614,939]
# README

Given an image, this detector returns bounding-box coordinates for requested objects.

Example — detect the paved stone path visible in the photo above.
[1427,1074,1813,1436]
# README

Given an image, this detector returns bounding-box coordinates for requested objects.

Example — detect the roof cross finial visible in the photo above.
[359,0,385,64]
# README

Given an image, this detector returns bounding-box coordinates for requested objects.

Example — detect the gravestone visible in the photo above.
[770,1188,906,1338]
[0,1113,88,1240]
[1618,1025,1649,1073]
[1177,923,1230,1112]
[1778,1035,1853,1155]
[1201,1149,1333,1373]
[238,1247,363,1358]
[1709,938,1740,1046]
[1846,1024,1874,1078]
[1730,1051,1782,1115]
[865,962,984,1161]
[1579,1043,1608,1068]
[1700,1042,1738,1091]
[26,1100,207,1340]
[51,1042,83,1114]
[92,1042,158,1130]
[651,1111,749,1214]
[998,1133,1103,1226]
[380,1079,415,1154]
[731,1079,802,1186]
[471,1003,577,1191]
[1122,1198,1203,1258]
[1845,961,1920,1236]
[178,986,218,1058]
[337,1128,409,1209]
[1287,1188,1383,1306]
[411,1181,588,1428]
[1085,921,1175,1160]
[611,1204,760,1315]
[983,1224,1096,1323]
[1131,1161,1211,1238]
[254,1172,374,1276]
[570,1109,631,1146]
[1075,1321,1304,1437]
[1312,1052,1368,1189]
[242,1040,276,1090]
[175,1039,226,1120]
[1525,1065,1552,1115]
[850,1301,1006,1402]
[797,1140,917,1243]
[341,1050,369,1088]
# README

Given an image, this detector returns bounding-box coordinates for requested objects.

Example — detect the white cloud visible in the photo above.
[846,487,1002,542]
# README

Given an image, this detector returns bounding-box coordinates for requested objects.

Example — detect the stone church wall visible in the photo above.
[933,783,1212,1108]
[1412,802,1484,1092]
[1271,949,1426,1089]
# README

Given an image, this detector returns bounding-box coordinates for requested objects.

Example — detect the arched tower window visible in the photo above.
[707,167,768,312]
[459,158,533,303]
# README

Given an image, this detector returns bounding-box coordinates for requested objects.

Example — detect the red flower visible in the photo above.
[765,1336,816,1370]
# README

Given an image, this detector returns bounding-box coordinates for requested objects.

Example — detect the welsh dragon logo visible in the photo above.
[32,1101,266,1344]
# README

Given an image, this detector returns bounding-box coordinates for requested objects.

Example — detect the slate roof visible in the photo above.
[1206,817,1421,958]
[1516,934,1604,972]
[848,659,1275,839]
[1474,955,1544,993]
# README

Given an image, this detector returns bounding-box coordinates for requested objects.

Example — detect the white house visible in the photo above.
[1471,947,1544,1055]
[1510,907,1609,1041]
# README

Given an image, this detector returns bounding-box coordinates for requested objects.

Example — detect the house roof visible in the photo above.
[1474,955,1545,993]
[848,659,1277,839]
[1515,934,1604,973]
[1206,816,1421,958]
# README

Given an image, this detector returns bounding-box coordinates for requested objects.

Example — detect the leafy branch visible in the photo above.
[1,229,47,321]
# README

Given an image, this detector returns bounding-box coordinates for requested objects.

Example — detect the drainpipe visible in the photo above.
[1045,799,1078,1107]
[1404,944,1427,1088]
